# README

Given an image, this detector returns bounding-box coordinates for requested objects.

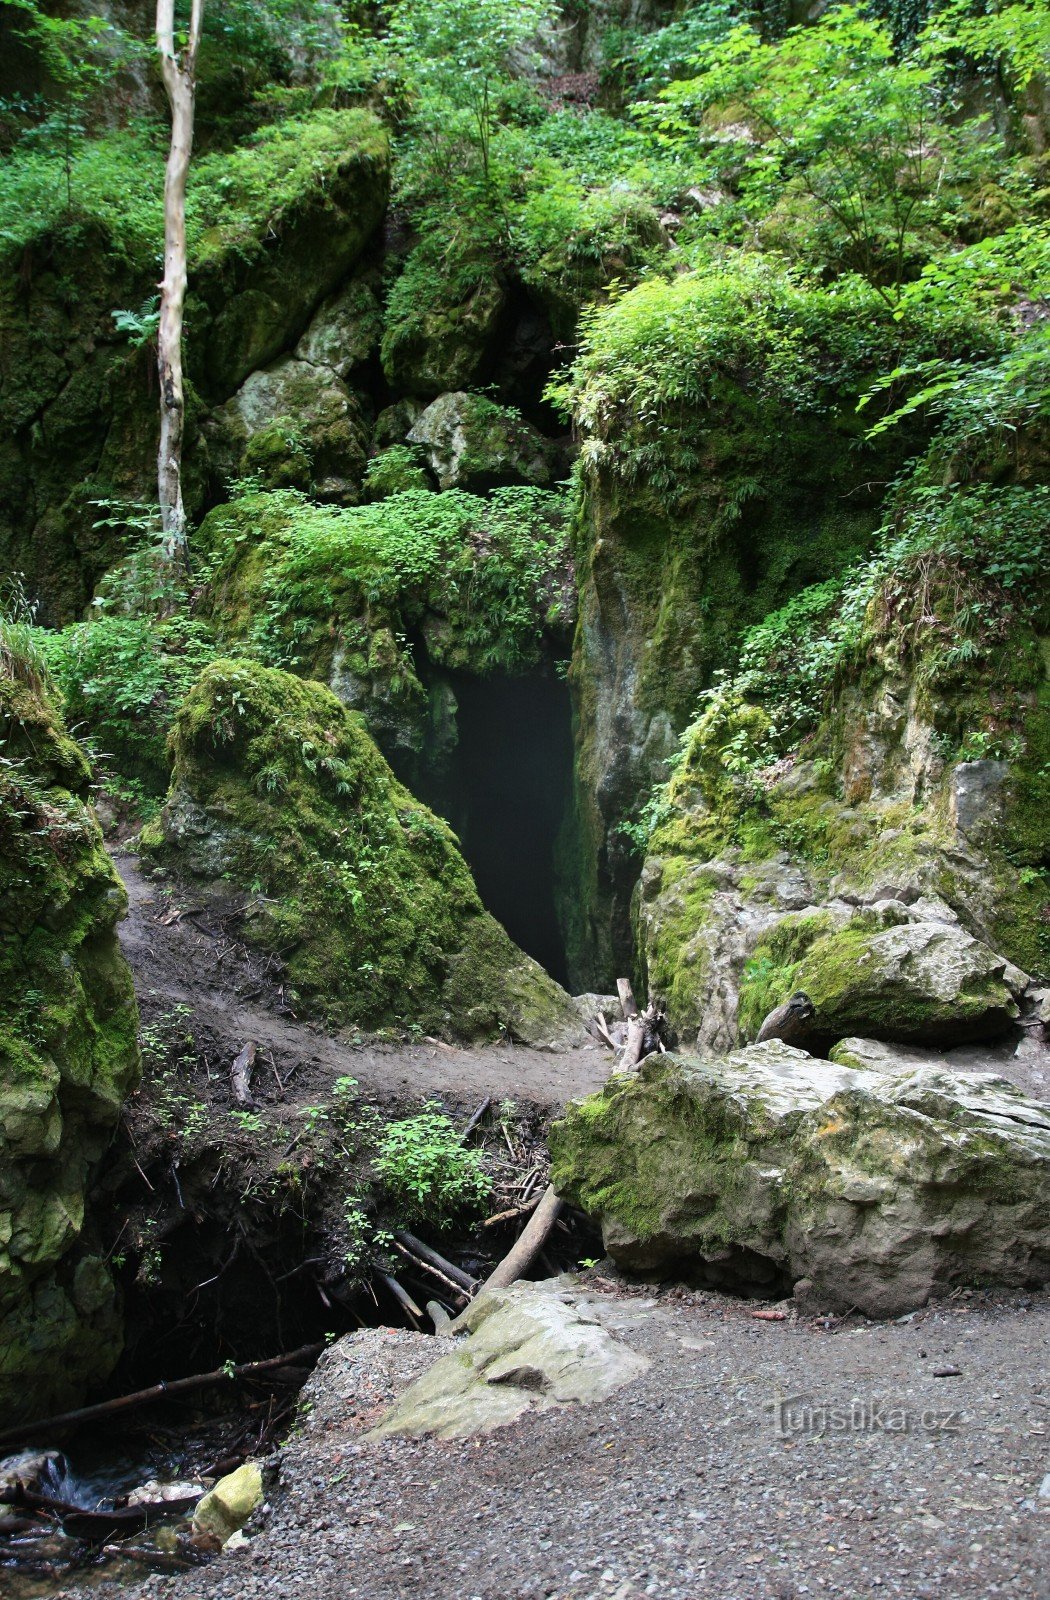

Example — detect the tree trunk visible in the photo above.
[156,0,203,571]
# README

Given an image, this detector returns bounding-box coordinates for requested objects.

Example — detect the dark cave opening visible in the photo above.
[438,671,574,989]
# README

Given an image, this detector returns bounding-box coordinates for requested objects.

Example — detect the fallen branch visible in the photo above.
[392,1241,470,1302]
[478,1184,563,1292]
[616,978,637,1021]
[0,1342,324,1452]
[230,1041,256,1107]
[393,1230,477,1294]
[462,1097,492,1138]
[377,1271,423,1325]
[592,1012,618,1051]
[480,1193,543,1230]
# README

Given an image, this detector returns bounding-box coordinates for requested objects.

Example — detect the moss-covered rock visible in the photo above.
[550,1042,1050,1317]
[206,357,370,504]
[295,273,383,382]
[407,392,557,491]
[140,660,582,1043]
[0,648,140,1423]
[192,487,573,783]
[380,265,507,399]
[633,485,1050,1050]
[0,109,389,622]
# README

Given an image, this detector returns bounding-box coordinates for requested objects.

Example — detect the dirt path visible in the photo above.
[115,852,608,1110]
[71,1278,1050,1600]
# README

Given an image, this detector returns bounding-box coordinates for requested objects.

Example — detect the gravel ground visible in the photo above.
[63,1278,1050,1600]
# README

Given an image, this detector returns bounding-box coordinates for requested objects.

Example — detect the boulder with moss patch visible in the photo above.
[206,357,370,503]
[407,392,556,491]
[140,661,582,1044]
[550,1042,1050,1317]
[380,265,507,398]
[0,651,140,1423]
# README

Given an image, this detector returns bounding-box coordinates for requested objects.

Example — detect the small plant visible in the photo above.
[373,1106,491,1229]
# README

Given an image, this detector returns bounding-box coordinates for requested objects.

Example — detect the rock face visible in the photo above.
[0,656,140,1423]
[141,660,583,1044]
[0,108,389,620]
[564,292,919,985]
[407,392,556,491]
[550,1043,1050,1318]
[635,543,1048,1055]
[367,1280,650,1440]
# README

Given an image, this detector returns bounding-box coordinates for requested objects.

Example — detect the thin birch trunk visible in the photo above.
[156,0,203,569]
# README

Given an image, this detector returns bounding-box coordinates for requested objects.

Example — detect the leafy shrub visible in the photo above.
[373,1107,491,1228]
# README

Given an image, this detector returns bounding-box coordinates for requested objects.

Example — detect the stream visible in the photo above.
[0,1399,290,1596]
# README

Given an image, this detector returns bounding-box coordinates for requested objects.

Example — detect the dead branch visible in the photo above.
[616,978,637,1021]
[478,1184,563,1291]
[230,1041,257,1106]
[393,1230,477,1294]
[0,1341,324,1452]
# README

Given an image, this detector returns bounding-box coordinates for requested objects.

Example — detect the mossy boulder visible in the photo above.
[206,357,370,503]
[140,660,582,1043]
[381,268,507,399]
[295,274,383,382]
[550,1042,1050,1317]
[193,488,572,784]
[791,920,1023,1049]
[0,653,140,1423]
[407,392,557,491]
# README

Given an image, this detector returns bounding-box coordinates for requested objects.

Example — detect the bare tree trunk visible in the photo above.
[156,0,203,571]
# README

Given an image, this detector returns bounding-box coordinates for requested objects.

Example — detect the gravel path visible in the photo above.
[72,1279,1049,1600]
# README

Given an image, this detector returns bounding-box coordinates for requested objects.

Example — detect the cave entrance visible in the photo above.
[438,671,574,988]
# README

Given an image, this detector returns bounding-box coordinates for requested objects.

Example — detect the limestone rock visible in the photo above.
[407,392,556,491]
[367,1280,649,1440]
[794,921,1022,1048]
[550,1042,1050,1317]
[192,1461,263,1547]
[207,357,369,503]
[295,275,382,380]
[0,661,140,1424]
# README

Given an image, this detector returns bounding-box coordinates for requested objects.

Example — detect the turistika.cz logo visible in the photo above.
[770,1393,961,1438]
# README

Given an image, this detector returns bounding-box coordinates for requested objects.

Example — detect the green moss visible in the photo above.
[143,660,577,1041]
[737,913,835,1040]
[0,645,140,1423]
[363,447,433,500]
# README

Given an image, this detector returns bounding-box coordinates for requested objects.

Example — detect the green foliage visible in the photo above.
[641,5,1030,295]
[373,1106,491,1228]
[552,255,996,489]
[200,485,571,676]
[35,613,217,791]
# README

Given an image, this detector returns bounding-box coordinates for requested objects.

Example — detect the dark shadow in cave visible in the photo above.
[438,671,574,989]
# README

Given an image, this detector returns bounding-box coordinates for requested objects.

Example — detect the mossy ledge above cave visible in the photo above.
[0,647,140,1424]
[140,660,582,1044]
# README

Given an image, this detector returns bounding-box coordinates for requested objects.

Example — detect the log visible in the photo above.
[0,1342,324,1452]
[377,1271,423,1324]
[230,1041,257,1107]
[393,1230,477,1294]
[461,1097,492,1138]
[392,1240,470,1302]
[478,1184,563,1292]
[616,978,637,1022]
[620,1011,648,1071]
[426,1299,452,1334]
